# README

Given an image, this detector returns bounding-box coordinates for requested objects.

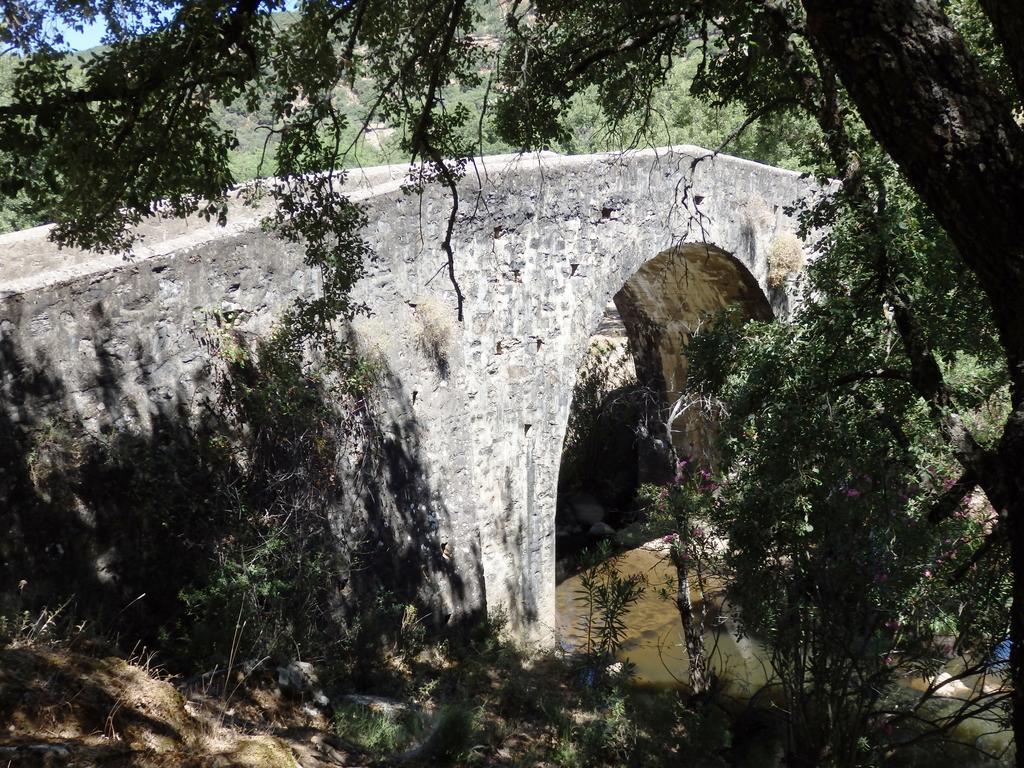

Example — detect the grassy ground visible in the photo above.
[5,600,1008,767]
[0,609,743,768]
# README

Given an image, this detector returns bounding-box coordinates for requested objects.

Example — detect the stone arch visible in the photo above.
[0,146,815,645]
[463,152,813,643]
[613,243,772,459]
[552,242,774,594]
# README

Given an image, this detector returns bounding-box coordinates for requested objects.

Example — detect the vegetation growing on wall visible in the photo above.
[0,312,447,691]
[766,232,807,288]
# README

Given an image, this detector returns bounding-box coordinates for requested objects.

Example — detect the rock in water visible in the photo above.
[568,494,606,525]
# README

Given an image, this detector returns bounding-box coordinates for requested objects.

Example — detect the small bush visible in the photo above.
[675,702,733,767]
[333,702,421,756]
[767,232,806,287]
[582,689,639,762]
[25,418,85,505]
[172,325,358,668]
[574,541,646,665]
[418,704,479,765]
[0,601,82,649]
[553,726,582,768]
[352,316,394,369]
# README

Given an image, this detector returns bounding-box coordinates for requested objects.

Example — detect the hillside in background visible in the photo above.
[0,5,814,235]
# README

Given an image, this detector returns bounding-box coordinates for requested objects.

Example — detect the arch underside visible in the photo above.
[612,244,772,460]
[550,241,774,643]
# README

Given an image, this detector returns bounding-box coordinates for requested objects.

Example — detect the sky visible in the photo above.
[52,2,301,52]
[57,19,107,51]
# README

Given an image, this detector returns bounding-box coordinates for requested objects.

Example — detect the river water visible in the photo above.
[555,545,1013,762]
[555,546,771,696]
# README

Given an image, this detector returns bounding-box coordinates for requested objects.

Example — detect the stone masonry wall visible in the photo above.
[0,147,815,642]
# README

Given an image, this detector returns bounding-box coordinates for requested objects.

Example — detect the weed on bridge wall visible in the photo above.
[0,316,460,681]
[766,232,807,288]
[413,295,454,376]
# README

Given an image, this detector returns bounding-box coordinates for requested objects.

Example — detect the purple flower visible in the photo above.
[845,487,862,498]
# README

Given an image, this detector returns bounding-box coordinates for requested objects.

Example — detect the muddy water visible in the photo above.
[555,546,1013,760]
[555,546,770,697]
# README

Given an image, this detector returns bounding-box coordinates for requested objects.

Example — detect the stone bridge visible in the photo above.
[0,146,815,641]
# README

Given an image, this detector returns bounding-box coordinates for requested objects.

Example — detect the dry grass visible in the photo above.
[0,646,305,767]
[0,617,691,768]
[767,232,806,287]
[414,296,455,367]
[352,316,394,366]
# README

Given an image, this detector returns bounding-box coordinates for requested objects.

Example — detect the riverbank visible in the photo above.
[0,613,700,767]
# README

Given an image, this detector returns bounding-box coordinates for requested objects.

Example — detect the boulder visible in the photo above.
[588,522,616,537]
[277,661,329,707]
[568,494,606,526]
[930,671,972,698]
[614,521,652,550]
[337,693,413,716]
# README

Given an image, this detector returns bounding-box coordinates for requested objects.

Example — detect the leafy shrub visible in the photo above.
[417,704,480,765]
[637,459,724,695]
[169,325,370,669]
[674,701,733,768]
[580,688,639,763]
[574,541,645,665]
[333,702,421,756]
[25,419,85,505]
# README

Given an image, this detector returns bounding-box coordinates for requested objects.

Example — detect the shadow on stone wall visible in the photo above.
[0,315,479,672]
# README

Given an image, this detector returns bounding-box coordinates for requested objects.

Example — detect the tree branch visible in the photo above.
[831,368,913,388]
[565,14,688,83]
[889,291,994,481]
[928,470,979,523]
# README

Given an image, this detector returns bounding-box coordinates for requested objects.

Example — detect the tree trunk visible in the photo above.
[670,546,711,695]
[1004,410,1024,759]
[802,0,1024,399]
[801,0,1024,760]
